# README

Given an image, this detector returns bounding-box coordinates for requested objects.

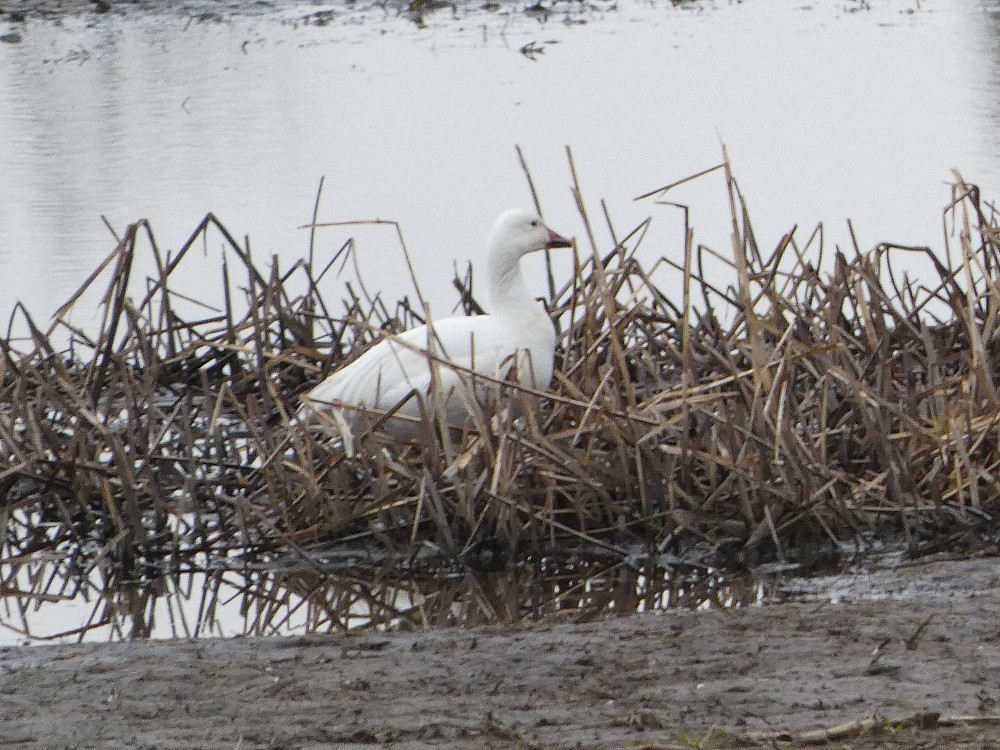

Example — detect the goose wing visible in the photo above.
[304,316,520,414]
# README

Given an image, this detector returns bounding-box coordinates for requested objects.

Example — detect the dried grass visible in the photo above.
[2,154,999,636]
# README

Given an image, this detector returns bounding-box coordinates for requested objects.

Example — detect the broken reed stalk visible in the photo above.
[2,158,1000,637]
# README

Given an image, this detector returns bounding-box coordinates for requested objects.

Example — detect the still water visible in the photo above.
[1,0,998,335]
[0,553,762,644]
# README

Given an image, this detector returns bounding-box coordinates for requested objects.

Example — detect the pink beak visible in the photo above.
[546,227,573,249]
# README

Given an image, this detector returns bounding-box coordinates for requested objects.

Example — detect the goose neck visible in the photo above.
[487,253,535,318]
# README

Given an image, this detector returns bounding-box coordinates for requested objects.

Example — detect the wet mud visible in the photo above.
[3,556,1000,749]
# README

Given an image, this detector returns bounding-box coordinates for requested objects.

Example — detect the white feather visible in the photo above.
[299,209,572,434]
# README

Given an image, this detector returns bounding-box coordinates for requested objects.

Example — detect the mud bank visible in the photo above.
[0,0,473,23]
[1,0,302,21]
[3,557,1000,749]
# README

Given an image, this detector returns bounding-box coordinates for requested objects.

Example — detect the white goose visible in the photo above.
[299,209,573,434]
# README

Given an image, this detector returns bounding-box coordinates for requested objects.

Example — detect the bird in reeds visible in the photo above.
[298,208,573,438]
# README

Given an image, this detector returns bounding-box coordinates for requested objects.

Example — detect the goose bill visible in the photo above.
[546,228,573,249]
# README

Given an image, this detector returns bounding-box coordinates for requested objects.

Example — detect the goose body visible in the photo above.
[299,209,572,431]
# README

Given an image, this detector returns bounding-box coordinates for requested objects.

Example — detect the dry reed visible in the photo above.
[1,155,998,636]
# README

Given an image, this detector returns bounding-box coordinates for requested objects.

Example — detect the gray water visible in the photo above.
[1,0,998,336]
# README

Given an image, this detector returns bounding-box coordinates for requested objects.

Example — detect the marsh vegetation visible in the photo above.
[2,155,999,640]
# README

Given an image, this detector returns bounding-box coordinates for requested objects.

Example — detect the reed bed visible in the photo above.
[2,156,999,636]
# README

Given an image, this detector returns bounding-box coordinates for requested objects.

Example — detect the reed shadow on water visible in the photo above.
[1,150,998,641]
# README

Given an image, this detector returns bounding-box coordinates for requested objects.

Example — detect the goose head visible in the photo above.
[488,209,573,265]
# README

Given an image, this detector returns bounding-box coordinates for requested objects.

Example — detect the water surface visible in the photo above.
[1,0,998,334]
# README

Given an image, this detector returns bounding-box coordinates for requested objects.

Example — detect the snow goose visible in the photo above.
[298,209,573,436]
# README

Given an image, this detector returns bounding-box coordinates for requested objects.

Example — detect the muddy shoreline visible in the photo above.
[1,0,314,21]
[0,0,473,24]
[3,556,1000,749]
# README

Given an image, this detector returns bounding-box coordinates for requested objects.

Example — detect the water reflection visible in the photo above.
[0,556,760,644]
